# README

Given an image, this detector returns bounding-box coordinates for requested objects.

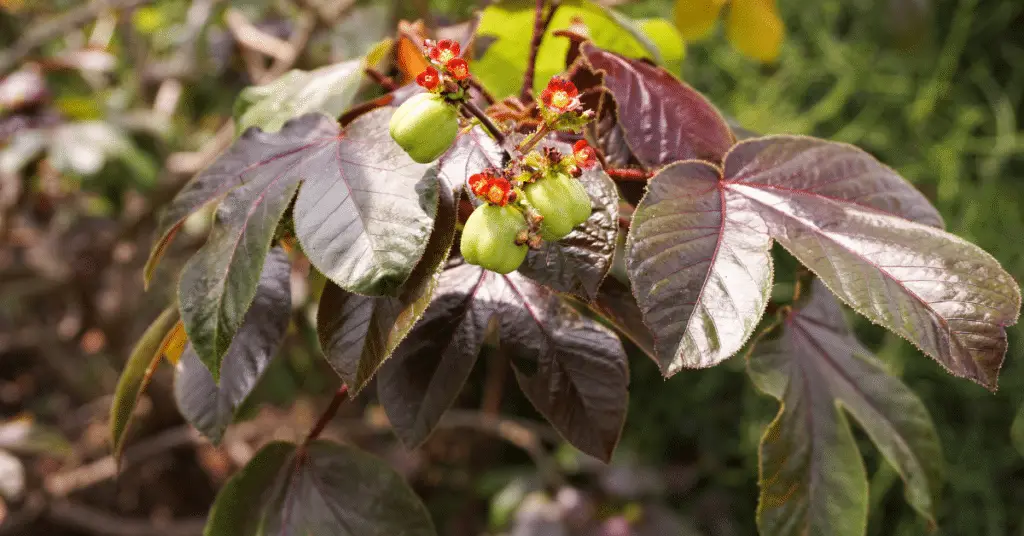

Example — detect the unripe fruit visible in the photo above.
[523,172,592,241]
[389,93,459,163]
[460,204,529,274]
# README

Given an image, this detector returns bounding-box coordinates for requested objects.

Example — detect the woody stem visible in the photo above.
[516,124,552,155]
[461,100,506,146]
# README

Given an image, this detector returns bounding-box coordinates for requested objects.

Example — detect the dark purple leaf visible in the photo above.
[626,161,773,375]
[518,143,619,301]
[724,136,944,228]
[724,136,1020,389]
[176,114,335,380]
[205,440,435,536]
[317,183,458,394]
[174,248,291,443]
[378,259,629,461]
[292,108,438,296]
[584,278,656,361]
[748,281,944,535]
[437,126,506,194]
[580,42,735,166]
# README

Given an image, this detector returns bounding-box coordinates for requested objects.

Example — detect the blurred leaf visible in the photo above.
[233,58,365,134]
[672,0,725,41]
[0,451,24,501]
[725,0,785,62]
[518,140,618,300]
[174,248,291,443]
[110,306,180,462]
[726,136,1019,389]
[378,259,629,461]
[205,440,436,536]
[637,18,685,73]
[473,0,668,99]
[317,181,456,394]
[0,129,46,174]
[579,43,735,165]
[0,66,47,112]
[748,281,944,534]
[0,418,72,457]
[626,160,772,375]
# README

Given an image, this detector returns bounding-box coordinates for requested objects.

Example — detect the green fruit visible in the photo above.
[389,93,459,163]
[523,173,592,241]
[460,204,528,274]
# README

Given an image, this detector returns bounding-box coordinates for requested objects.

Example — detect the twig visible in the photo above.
[303,384,350,447]
[266,10,317,80]
[48,501,205,536]
[461,100,507,146]
[45,426,202,497]
[467,76,496,106]
[364,68,397,91]
[606,168,653,181]
[339,94,394,126]
[224,8,295,63]
[515,124,552,154]
[520,0,552,102]
[0,0,152,74]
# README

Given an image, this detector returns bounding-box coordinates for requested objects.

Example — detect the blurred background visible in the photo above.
[0,0,1022,535]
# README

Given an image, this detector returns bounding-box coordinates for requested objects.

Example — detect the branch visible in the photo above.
[303,384,350,447]
[47,501,205,536]
[520,0,557,102]
[461,100,507,146]
[0,0,152,74]
[364,68,397,91]
[606,167,653,181]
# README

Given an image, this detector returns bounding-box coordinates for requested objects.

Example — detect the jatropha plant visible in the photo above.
[110,3,1020,535]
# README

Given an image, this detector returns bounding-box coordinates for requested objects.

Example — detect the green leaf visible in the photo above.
[473,0,666,99]
[748,281,944,535]
[625,160,773,375]
[174,248,292,443]
[0,418,72,458]
[110,306,180,462]
[205,440,436,536]
[316,180,457,394]
[233,58,365,134]
[637,18,686,73]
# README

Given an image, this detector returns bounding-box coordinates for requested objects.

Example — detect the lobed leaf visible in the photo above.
[579,42,735,166]
[626,160,773,375]
[377,259,629,461]
[292,108,438,297]
[110,306,180,462]
[748,281,944,535]
[177,114,336,380]
[317,183,458,394]
[174,248,292,444]
[518,145,619,300]
[205,440,435,536]
[724,136,1020,389]
[437,126,507,194]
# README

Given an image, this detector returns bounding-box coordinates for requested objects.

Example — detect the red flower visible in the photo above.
[540,77,580,113]
[429,39,461,65]
[573,140,597,169]
[468,172,491,196]
[446,58,470,80]
[416,66,440,90]
[484,177,513,206]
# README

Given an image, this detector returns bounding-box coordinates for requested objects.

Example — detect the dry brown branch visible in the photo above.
[47,501,205,536]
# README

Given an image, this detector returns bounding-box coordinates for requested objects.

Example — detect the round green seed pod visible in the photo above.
[460,204,529,274]
[524,172,593,241]
[389,93,459,163]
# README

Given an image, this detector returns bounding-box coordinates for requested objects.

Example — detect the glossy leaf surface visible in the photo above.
[726,136,1020,388]
[437,126,506,194]
[378,259,629,461]
[317,183,457,394]
[748,282,944,536]
[626,160,772,375]
[292,108,438,296]
[174,248,291,443]
[580,42,734,166]
[205,440,435,536]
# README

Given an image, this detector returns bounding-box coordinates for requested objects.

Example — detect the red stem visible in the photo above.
[461,100,507,146]
[364,67,397,91]
[303,384,349,446]
[606,168,653,181]
[520,0,548,102]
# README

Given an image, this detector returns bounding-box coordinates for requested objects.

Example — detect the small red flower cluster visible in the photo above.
[468,172,514,206]
[572,140,597,169]
[540,78,581,114]
[417,39,471,91]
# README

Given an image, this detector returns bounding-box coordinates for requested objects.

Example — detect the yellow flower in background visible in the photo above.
[674,0,785,62]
